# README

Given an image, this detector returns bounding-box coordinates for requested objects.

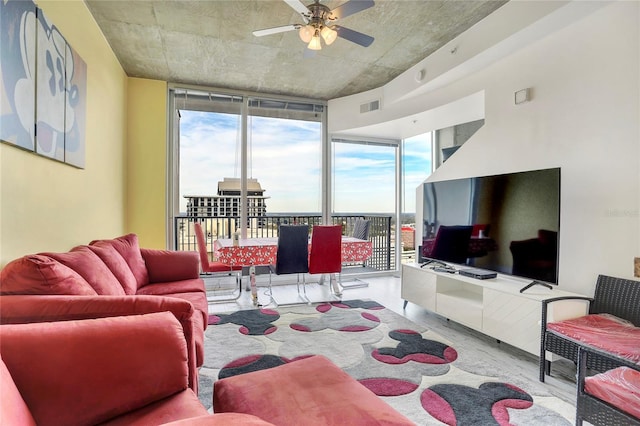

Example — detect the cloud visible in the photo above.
[179,111,433,215]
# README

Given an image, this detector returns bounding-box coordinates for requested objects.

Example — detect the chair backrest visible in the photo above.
[471,224,490,237]
[431,225,473,264]
[309,225,342,274]
[591,274,640,326]
[275,225,309,275]
[193,223,210,266]
[352,218,370,240]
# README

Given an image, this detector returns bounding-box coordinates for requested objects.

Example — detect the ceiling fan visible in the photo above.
[252,0,375,51]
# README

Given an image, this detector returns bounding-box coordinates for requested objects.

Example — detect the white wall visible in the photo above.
[331,1,640,295]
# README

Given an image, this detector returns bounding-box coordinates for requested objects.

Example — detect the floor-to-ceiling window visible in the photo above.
[168,85,438,273]
[331,136,400,270]
[247,97,322,215]
[168,87,325,250]
[401,132,433,262]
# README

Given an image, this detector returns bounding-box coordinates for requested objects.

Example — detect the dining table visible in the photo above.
[214,236,373,267]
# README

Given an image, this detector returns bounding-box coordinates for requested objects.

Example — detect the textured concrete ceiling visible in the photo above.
[85,0,507,101]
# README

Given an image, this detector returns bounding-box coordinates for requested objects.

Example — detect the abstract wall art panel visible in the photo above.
[63,44,87,168]
[36,6,66,162]
[0,0,37,151]
[1,0,87,168]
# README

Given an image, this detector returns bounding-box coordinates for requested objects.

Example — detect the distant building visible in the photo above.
[184,177,269,220]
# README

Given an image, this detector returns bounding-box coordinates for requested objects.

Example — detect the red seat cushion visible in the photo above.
[160,413,277,426]
[98,390,208,426]
[548,314,640,363]
[585,366,640,419]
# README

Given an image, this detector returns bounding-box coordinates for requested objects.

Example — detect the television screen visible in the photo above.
[421,168,560,284]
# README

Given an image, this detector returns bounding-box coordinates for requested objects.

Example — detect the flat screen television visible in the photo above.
[420,167,560,284]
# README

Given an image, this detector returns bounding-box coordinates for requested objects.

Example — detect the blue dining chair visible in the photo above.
[269,224,310,305]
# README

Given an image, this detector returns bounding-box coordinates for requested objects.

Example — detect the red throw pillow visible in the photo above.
[44,247,124,295]
[87,244,137,295]
[90,234,149,289]
[0,255,96,296]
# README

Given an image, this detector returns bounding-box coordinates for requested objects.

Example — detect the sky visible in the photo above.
[179,110,432,215]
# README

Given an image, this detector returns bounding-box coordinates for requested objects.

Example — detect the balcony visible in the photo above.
[174,214,406,273]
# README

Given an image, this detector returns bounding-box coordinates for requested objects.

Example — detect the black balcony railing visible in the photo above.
[174,214,394,272]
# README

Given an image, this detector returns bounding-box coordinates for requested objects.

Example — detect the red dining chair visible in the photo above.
[194,223,241,273]
[194,222,242,302]
[309,225,343,298]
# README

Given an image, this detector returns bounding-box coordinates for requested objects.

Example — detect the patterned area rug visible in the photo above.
[199,300,574,425]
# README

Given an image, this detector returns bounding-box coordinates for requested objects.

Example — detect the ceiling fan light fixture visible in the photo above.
[308,34,322,50]
[299,25,314,43]
[320,26,337,45]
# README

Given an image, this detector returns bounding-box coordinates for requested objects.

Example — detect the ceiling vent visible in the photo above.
[360,99,380,114]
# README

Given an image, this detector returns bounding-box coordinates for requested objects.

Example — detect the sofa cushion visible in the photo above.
[0,255,97,296]
[87,243,138,295]
[0,357,36,426]
[135,290,208,366]
[91,234,149,288]
[137,279,207,297]
[138,286,209,323]
[98,389,209,426]
[161,414,278,426]
[44,247,125,295]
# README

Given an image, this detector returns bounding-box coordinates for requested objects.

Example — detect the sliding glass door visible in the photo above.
[331,136,400,270]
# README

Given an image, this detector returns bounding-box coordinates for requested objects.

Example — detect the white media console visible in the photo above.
[401,263,588,356]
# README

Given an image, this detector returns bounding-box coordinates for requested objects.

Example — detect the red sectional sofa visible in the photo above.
[0,234,208,392]
[0,312,276,426]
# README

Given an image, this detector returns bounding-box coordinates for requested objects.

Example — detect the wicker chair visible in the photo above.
[539,274,640,382]
[576,346,640,426]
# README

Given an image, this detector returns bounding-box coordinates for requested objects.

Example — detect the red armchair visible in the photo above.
[0,312,210,426]
[0,312,279,426]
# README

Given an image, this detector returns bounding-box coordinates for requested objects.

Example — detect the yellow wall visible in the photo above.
[126,78,167,249]
[0,0,128,267]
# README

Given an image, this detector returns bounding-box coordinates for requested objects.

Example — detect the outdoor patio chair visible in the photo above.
[352,217,371,241]
[342,217,371,289]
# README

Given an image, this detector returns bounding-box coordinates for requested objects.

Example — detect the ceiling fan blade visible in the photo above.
[283,0,310,22]
[334,25,374,47]
[330,0,374,20]
[253,24,298,37]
